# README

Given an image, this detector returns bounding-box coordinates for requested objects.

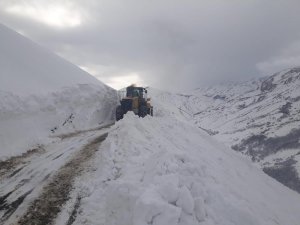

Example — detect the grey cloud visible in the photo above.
[256,40,300,75]
[1,0,300,91]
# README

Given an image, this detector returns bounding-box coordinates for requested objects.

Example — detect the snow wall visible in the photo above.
[0,24,118,158]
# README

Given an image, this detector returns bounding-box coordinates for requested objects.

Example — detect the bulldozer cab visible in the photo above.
[126,86,145,98]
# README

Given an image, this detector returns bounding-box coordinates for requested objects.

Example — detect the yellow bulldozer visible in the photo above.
[116,85,153,121]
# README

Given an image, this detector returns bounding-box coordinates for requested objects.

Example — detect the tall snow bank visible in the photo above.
[0,23,100,96]
[0,24,118,158]
[74,112,300,225]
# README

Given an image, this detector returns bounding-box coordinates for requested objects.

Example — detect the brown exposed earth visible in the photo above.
[16,133,108,225]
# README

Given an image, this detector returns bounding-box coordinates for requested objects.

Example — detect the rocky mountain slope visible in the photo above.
[153,68,300,193]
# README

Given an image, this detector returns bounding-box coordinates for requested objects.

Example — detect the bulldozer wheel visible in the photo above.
[116,105,124,121]
[139,105,148,118]
[147,107,153,116]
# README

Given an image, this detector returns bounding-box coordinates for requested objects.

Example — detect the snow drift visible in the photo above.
[0,24,117,159]
[69,103,300,225]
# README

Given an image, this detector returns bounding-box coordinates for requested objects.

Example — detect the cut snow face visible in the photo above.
[0,23,118,159]
[0,84,117,159]
[69,112,300,225]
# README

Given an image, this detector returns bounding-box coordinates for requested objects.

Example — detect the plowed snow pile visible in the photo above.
[71,111,300,225]
[0,24,117,159]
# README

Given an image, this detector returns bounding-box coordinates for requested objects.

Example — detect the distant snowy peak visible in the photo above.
[260,67,300,92]
[0,23,105,96]
[196,67,300,98]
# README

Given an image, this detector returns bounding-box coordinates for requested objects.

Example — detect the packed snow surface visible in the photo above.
[68,110,300,225]
[0,23,117,159]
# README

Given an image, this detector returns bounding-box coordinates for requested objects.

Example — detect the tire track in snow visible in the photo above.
[16,133,108,225]
[0,147,45,179]
[0,125,112,224]
[65,196,81,225]
[54,123,113,140]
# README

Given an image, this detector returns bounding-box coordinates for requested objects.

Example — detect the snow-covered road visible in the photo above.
[0,125,112,225]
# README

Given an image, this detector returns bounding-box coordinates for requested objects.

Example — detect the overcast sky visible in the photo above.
[0,0,300,91]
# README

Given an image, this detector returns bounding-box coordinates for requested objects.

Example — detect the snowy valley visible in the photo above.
[1,23,300,225]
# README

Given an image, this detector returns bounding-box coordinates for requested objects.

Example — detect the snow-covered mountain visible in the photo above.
[0,23,117,159]
[153,68,300,193]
